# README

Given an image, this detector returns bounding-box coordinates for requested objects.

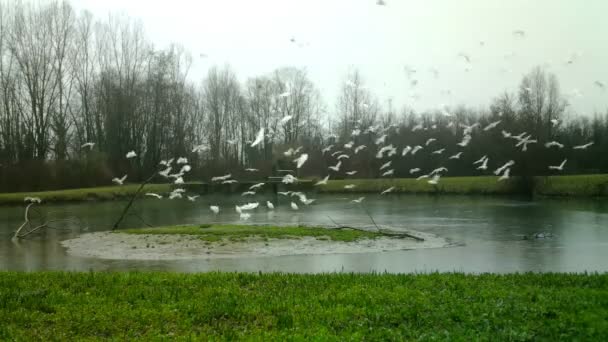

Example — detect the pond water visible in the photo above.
[1,194,607,273]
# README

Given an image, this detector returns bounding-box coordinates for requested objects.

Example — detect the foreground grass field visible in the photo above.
[121,224,381,242]
[0,272,606,340]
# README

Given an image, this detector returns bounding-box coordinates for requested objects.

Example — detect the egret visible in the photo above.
[351,197,365,203]
[449,152,462,159]
[280,115,293,125]
[145,193,162,199]
[245,168,259,172]
[176,157,188,164]
[573,142,594,150]
[240,212,251,220]
[457,135,472,147]
[501,130,512,138]
[477,158,489,170]
[409,168,421,174]
[344,141,354,149]
[416,174,429,181]
[211,174,231,182]
[346,171,358,176]
[222,179,238,184]
[174,177,184,185]
[24,197,42,203]
[240,202,259,210]
[336,154,350,160]
[381,186,395,195]
[169,192,182,200]
[242,191,256,196]
[376,145,395,158]
[411,145,423,155]
[344,184,356,189]
[126,151,137,159]
[428,174,441,185]
[549,159,567,171]
[112,175,127,185]
[494,160,515,175]
[266,201,274,209]
[474,155,488,165]
[210,206,220,214]
[331,150,344,157]
[294,153,309,168]
[187,195,199,202]
[283,148,295,157]
[545,141,564,149]
[375,134,387,145]
[382,169,394,177]
[322,145,334,154]
[354,145,367,154]
[431,167,448,175]
[278,191,292,196]
[483,120,501,131]
[550,119,560,126]
[180,165,191,173]
[425,138,436,146]
[351,129,361,137]
[314,175,329,186]
[192,144,209,153]
[291,202,299,210]
[380,160,392,170]
[81,142,95,149]
[402,146,412,156]
[158,167,172,178]
[432,148,445,155]
[250,128,265,147]
[328,161,342,172]
[282,174,298,184]
[498,168,511,181]
[411,123,423,132]
[249,183,264,191]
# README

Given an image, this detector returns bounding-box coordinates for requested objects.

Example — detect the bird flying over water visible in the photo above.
[573,142,594,150]
[250,128,265,147]
[126,151,137,159]
[549,159,567,171]
[112,175,127,185]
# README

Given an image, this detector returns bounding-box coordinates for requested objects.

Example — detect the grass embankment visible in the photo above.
[121,224,381,242]
[0,184,171,205]
[321,174,608,196]
[0,272,606,340]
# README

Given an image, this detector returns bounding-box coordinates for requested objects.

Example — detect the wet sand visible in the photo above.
[61,229,449,261]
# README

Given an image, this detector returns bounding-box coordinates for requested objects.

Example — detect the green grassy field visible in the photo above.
[0,174,606,205]
[121,224,381,242]
[0,183,171,205]
[320,174,608,196]
[0,272,606,340]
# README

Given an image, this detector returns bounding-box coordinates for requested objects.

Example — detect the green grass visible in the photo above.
[321,176,518,195]
[0,184,171,205]
[535,174,608,196]
[0,272,606,340]
[321,174,608,196]
[120,224,381,242]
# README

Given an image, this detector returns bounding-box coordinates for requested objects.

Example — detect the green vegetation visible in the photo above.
[535,174,608,196]
[321,176,517,195]
[0,184,171,205]
[121,224,381,242]
[321,174,608,196]
[0,272,606,340]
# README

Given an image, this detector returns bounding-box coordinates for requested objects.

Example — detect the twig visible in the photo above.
[112,172,156,230]
[326,215,342,228]
[13,203,35,240]
[361,203,381,232]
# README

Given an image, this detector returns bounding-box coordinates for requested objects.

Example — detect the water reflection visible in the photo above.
[1,194,607,273]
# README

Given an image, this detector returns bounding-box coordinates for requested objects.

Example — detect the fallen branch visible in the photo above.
[13,203,83,240]
[112,172,156,230]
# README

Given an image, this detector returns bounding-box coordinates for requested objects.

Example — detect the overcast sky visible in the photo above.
[70,0,608,116]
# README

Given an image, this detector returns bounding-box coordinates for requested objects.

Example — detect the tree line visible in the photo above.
[0,1,606,192]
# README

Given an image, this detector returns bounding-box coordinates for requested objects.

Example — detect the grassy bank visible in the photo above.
[0,183,171,205]
[0,272,606,340]
[121,224,381,242]
[320,174,608,196]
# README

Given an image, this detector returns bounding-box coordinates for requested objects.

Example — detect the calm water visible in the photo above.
[1,194,607,273]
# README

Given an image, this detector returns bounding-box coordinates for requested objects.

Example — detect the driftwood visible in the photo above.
[112,172,156,230]
[13,203,83,240]
[325,214,425,242]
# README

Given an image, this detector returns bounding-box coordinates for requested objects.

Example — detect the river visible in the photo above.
[1,194,607,273]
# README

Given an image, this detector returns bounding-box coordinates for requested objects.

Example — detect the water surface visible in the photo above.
[1,194,607,273]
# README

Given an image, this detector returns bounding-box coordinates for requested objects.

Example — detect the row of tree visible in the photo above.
[0,1,606,192]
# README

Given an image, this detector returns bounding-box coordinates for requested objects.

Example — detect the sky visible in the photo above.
[69,0,608,116]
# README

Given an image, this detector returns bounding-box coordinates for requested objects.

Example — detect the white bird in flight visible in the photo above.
[409,168,421,174]
[545,141,564,149]
[187,195,199,202]
[210,205,220,214]
[573,142,593,150]
[351,197,365,204]
[145,193,162,199]
[250,128,265,147]
[266,201,274,210]
[549,159,567,171]
[81,142,95,149]
[344,184,356,189]
[290,202,299,210]
[314,175,329,186]
[328,161,342,172]
[381,186,395,195]
[245,168,259,172]
[449,152,462,160]
[112,175,127,185]
[126,151,137,159]
[346,171,358,176]
[294,153,309,168]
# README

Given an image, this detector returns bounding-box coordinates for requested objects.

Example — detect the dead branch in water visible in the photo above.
[112,172,157,230]
[13,203,84,240]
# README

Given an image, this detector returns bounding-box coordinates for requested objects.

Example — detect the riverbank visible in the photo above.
[61,224,444,260]
[0,272,606,340]
[1,174,606,205]
[319,174,608,196]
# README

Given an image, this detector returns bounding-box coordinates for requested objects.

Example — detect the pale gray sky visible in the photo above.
[71,0,608,116]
